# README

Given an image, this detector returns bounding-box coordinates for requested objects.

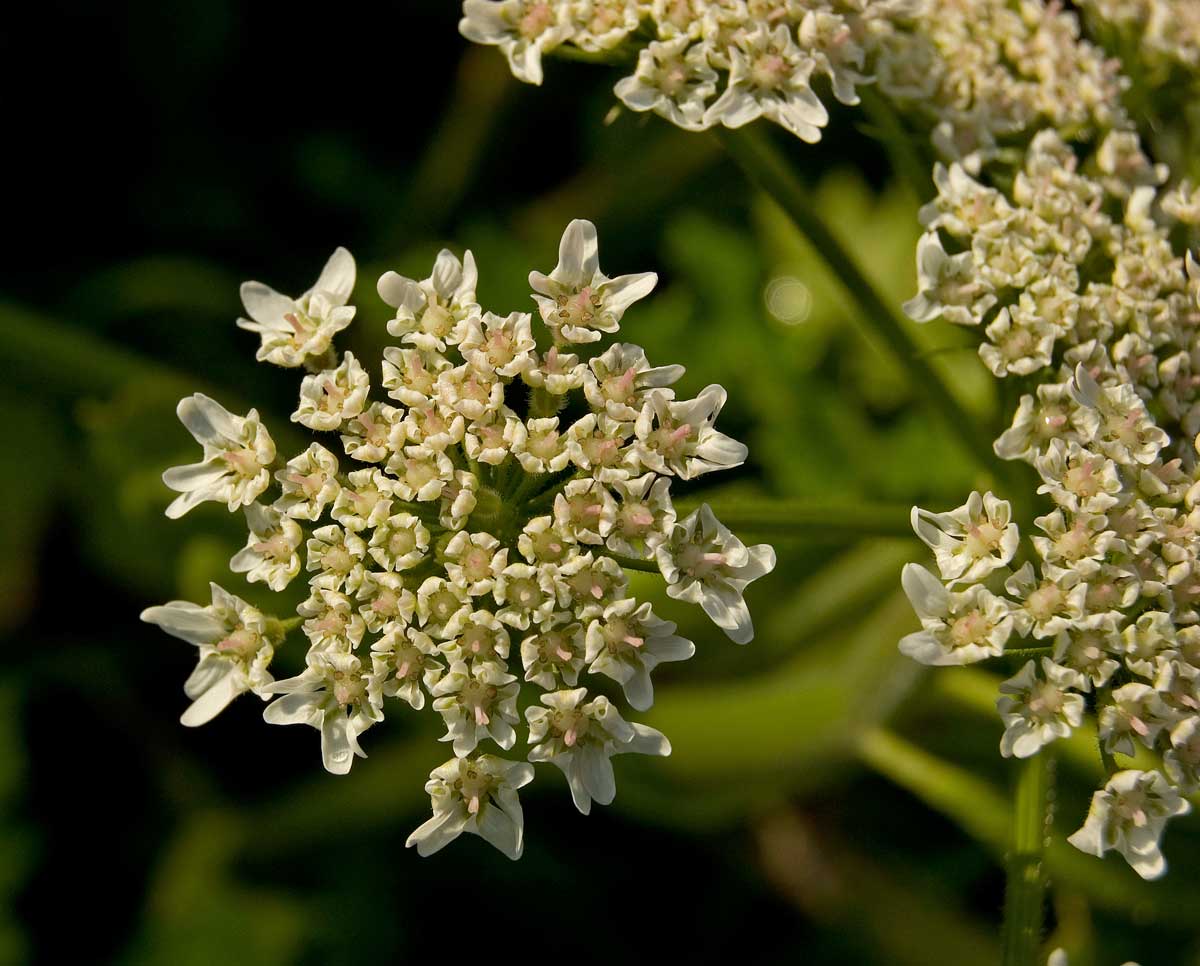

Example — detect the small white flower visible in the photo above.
[558,552,627,618]
[291,351,370,431]
[997,658,1087,758]
[1004,562,1087,640]
[523,345,588,394]
[1035,440,1123,514]
[529,219,657,344]
[567,412,637,482]
[515,416,571,474]
[554,479,617,545]
[585,599,694,710]
[441,610,512,668]
[298,588,366,651]
[899,563,1013,666]
[444,531,508,596]
[1053,613,1124,689]
[262,650,382,775]
[431,659,521,756]
[415,577,473,639]
[518,515,575,568]
[406,754,534,860]
[1098,683,1176,757]
[387,444,454,502]
[459,310,537,378]
[163,394,276,518]
[381,345,450,407]
[1164,716,1200,793]
[340,402,403,464]
[614,37,719,131]
[273,443,340,521]
[440,470,480,531]
[494,562,562,630]
[370,626,444,711]
[704,24,829,143]
[521,619,586,689]
[903,231,995,326]
[356,573,415,635]
[657,504,776,644]
[305,524,368,593]
[437,364,507,422]
[141,582,276,726]
[526,688,670,814]
[230,503,303,591]
[399,401,466,452]
[459,0,571,86]
[237,247,356,367]
[464,408,525,466]
[911,491,1020,585]
[378,249,480,352]
[635,385,747,480]
[606,472,676,558]
[367,512,430,572]
[584,342,686,421]
[330,469,395,532]
[1067,769,1190,880]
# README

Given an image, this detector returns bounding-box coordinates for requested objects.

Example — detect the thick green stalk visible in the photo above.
[1002,753,1053,966]
[714,127,1005,484]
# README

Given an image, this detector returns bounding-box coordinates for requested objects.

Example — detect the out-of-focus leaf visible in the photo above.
[125,810,306,966]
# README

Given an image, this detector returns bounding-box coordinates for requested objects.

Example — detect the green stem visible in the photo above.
[997,647,1054,661]
[714,127,1005,485]
[603,552,662,575]
[857,87,933,204]
[673,497,913,538]
[1002,753,1053,966]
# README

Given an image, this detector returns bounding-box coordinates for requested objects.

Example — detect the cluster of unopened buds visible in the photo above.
[459,0,1127,173]
[141,219,774,860]
[901,120,1200,877]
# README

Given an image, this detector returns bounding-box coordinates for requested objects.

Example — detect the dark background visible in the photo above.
[2,2,1198,963]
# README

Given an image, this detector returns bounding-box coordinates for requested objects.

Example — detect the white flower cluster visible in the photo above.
[458,0,1128,170]
[459,0,914,142]
[901,128,1200,878]
[1081,0,1200,74]
[141,220,774,861]
[876,0,1128,173]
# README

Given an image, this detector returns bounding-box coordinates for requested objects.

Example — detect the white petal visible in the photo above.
[239,282,293,327]
[180,663,243,727]
[555,220,600,286]
[476,804,523,860]
[262,692,322,726]
[313,247,356,305]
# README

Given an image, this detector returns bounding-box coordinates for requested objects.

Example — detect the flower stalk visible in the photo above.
[714,126,1006,485]
[1002,752,1052,966]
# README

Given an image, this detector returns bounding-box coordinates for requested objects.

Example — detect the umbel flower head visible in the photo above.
[142,220,774,860]
[899,121,1200,879]
[457,0,1127,172]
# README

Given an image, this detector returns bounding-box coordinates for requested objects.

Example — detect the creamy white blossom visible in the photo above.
[163,394,275,518]
[141,582,277,726]
[237,248,356,368]
[146,219,771,858]
[1067,770,1191,879]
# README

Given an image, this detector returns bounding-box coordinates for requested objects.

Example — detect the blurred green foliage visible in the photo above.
[2,1,1198,964]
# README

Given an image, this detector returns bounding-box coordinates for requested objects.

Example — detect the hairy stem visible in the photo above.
[1002,753,1053,966]
[714,126,1007,485]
